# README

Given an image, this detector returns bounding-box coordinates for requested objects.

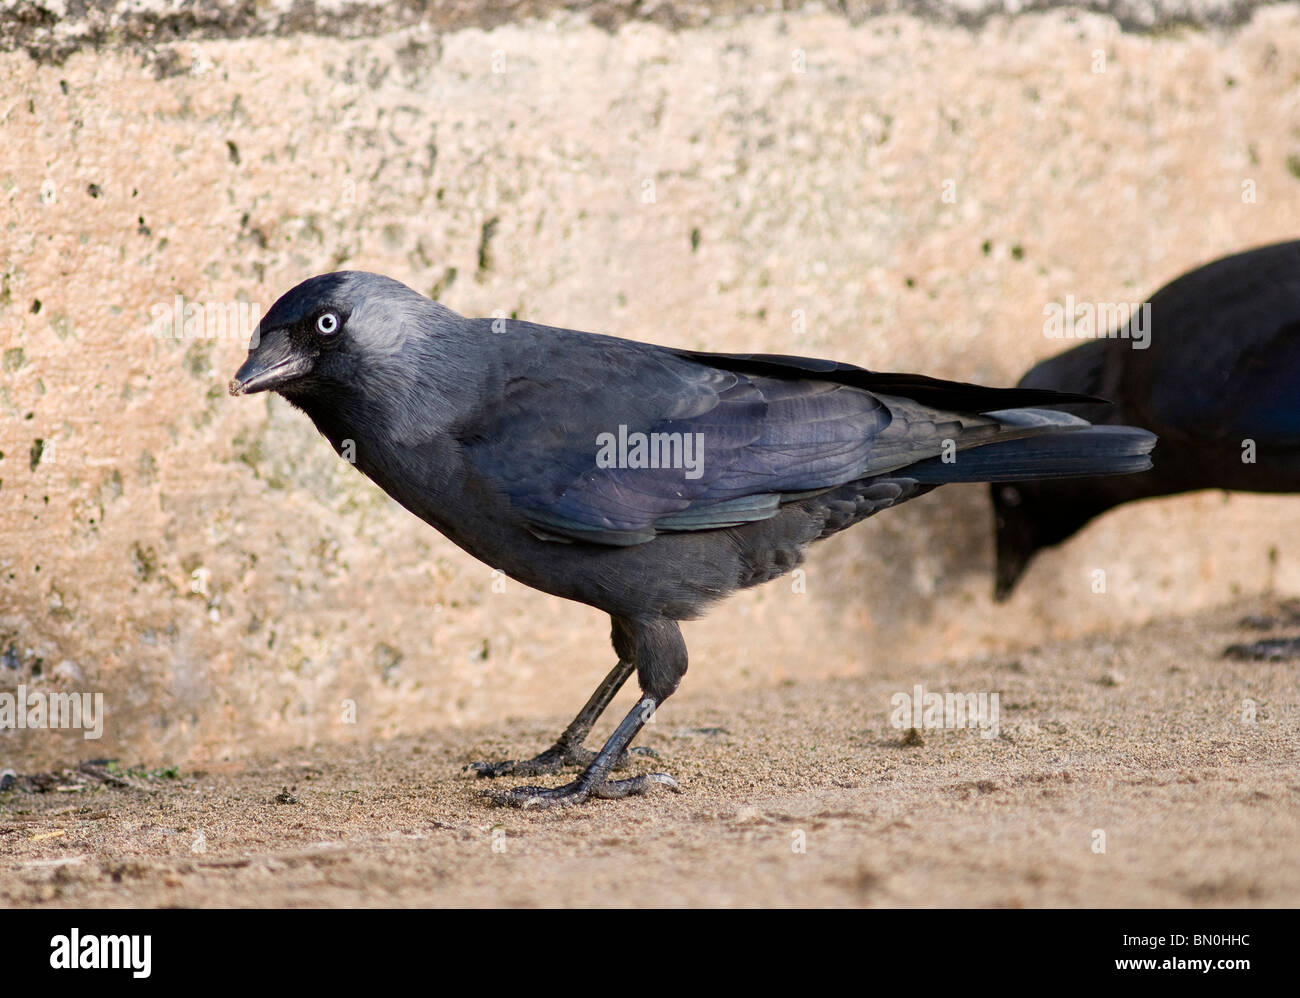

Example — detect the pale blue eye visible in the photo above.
[316,312,339,335]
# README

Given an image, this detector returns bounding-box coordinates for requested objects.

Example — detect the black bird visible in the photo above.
[992,240,1300,601]
[230,272,1155,807]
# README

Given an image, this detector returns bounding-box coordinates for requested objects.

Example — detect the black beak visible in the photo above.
[992,516,1032,603]
[228,333,312,396]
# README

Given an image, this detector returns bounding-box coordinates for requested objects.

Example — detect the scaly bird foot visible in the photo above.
[487,771,681,809]
[464,743,658,779]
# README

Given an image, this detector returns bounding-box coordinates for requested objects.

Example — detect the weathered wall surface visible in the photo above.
[3,1,1300,768]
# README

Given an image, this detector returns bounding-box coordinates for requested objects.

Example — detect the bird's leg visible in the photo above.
[489,696,680,807]
[489,615,687,807]
[465,657,655,778]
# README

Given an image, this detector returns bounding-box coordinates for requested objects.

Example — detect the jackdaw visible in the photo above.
[992,240,1300,601]
[230,271,1155,807]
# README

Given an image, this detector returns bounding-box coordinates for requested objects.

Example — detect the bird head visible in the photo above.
[991,479,1118,602]
[228,271,435,401]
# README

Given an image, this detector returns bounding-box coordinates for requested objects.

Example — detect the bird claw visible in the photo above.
[465,743,658,779]
[487,772,681,809]
[464,745,581,779]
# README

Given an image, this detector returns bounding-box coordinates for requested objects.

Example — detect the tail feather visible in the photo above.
[906,425,1156,483]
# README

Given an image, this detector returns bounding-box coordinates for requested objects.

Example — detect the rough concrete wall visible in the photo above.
[3,2,1300,768]
[1,0,1287,64]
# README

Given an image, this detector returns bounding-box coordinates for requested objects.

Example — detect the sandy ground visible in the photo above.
[1,599,1296,908]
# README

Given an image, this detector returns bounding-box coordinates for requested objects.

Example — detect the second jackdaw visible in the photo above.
[992,240,1300,601]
